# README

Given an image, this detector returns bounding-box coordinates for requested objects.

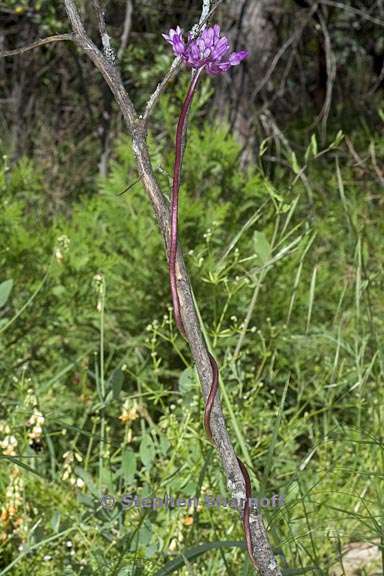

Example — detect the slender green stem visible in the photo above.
[98,276,106,487]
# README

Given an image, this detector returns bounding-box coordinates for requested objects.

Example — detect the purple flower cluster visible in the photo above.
[163,24,248,76]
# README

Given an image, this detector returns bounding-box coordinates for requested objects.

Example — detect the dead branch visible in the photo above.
[311,9,337,140]
[91,0,116,62]
[64,0,137,131]
[250,5,317,101]
[319,0,384,27]
[117,0,133,60]
[0,33,73,58]
[142,56,183,126]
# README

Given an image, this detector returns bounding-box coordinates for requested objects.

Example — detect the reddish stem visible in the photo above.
[169,67,203,337]
[168,66,257,570]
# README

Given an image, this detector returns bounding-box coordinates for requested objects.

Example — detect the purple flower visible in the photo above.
[162,24,248,76]
[162,25,186,56]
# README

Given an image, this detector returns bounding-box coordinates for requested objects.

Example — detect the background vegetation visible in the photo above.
[0,1,383,574]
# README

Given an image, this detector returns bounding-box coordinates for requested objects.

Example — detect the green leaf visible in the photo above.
[305,134,318,161]
[310,133,318,157]
[117,568,142,576]
[264,180,283,202]
[290,151,300,174]
[76,493,95,508]
[50,511,61,533]
[0,280,13,308]
[283,569,319,575]
[74,466,99,496]
[0,454,47,479]
[253,231,271,266]
[51,285,66,297]
[259,137,271,158]
[179,367,196,396]
[159,434,170,456]
[122,448,137,483]
[138,520,152,547]
[139,434,155,468]
[109,368,124,400]
[330,129,344,149]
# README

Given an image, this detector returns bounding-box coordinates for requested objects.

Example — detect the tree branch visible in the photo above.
[250,5,317,101]
[91,0,116,63]
[117,0,133,60]
[319,0,384,27]
[64,0,137,131]
[315,10,337,140]
[0,33,74,58]
[142,56,183,125]
[191,0,211,36]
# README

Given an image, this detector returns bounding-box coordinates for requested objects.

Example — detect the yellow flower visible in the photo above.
[182,515,193,526]
[0,435,18,457]
[118,400,140,424]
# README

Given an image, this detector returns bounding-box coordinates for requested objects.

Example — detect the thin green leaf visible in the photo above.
[0,279,13,308]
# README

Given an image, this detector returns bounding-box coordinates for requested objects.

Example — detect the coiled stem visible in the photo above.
[168,67,257,570]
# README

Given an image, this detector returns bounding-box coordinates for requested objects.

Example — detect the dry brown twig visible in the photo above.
[0,2,282,574]
[0,33,74,57]
[117,0,133,60]
[91,0,116,62]
[250,4,318,102]
[309,9,337,140]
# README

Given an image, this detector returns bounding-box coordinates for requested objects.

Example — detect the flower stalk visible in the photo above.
[167,30,257,570]
[169,66,203,337]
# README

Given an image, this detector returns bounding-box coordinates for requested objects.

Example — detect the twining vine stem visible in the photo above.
[168,69,257,570]
[169,67,202,337]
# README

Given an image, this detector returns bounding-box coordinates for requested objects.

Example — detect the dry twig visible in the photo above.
[117,0,133,60]
[0,33,73,58]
